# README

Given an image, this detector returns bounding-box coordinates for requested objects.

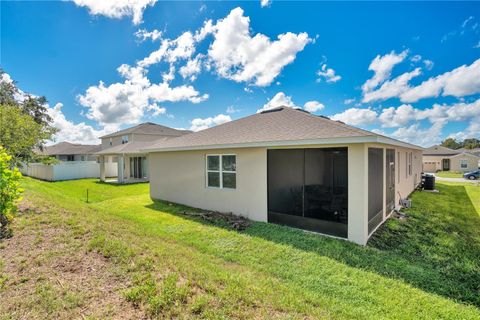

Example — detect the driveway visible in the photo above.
[428,174,479,184]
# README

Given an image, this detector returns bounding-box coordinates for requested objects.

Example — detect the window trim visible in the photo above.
[121,135,129,144]
[460,159,468,168]
[205,154,237,189]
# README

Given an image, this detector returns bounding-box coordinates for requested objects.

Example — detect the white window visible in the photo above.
[109,138,112,146]
[460,159,468,168]
[122,135,129,144]
[206,154,236,189]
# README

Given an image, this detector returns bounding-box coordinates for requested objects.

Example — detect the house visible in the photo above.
[422,145,480,172]
[144,107,423,245]
[96,122,191,183]
[40,141,101,161]
[21,142,107,181]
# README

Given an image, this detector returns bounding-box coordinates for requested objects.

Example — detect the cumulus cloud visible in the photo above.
[330,108,378,126]
[47,103,117,145]
[362,51,480,103]
[400,58,480,102]
[73,0,157,25]
[363,68,421,103]
[390,121,445,147]
[260,0,271,7]
[190,114,232,131]
[78,64,207,126]
[303,101,325,113]
[362,50,408,94]
[208,7,311,86]
[256,92,326,114]
[179,54,203,81]
[256,92,296,113]
[135,28,162,42]
[316,64,341,83]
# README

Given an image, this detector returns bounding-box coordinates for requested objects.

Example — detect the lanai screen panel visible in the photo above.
[368,148,384,233]
[268,148,348,238]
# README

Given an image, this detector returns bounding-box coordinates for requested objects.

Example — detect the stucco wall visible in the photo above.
[149,147,268,222]
[149,143,422,245]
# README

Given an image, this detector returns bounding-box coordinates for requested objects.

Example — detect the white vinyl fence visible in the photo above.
[20,161,117,181]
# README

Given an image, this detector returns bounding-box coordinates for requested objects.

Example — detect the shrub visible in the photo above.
[0,146,23,239]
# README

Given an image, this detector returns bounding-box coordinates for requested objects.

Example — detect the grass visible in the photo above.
[1,178,479,319]
[435,171,464,178]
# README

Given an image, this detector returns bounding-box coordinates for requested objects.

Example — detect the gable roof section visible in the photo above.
[43,142,101,155]
[144,107,422,152]
[423,145,461,156]
[96,140,163,155]
[100,122,191,139]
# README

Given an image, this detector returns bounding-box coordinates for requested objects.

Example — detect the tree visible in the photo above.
[440,138,461,149]
[0,105,52,165]
[462,138,480,149]
[0,146,23,239]
[0,70,57,164]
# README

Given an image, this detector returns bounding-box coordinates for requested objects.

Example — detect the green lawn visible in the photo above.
[1,178,479,319]
[435,171,464,178]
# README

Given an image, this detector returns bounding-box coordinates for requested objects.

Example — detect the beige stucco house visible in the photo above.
[144,107,423,245]
[422,145,479,173]
[97,122,190,183]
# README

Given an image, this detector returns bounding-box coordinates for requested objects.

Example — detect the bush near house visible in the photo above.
[0,146,23,238]
[0,178,479,319]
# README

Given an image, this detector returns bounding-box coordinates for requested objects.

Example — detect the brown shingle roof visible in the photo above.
[96,140,166,155]
[100,122,191,139]
[43,142,101,156]
[145,107,422,152]
[423,145,460,156]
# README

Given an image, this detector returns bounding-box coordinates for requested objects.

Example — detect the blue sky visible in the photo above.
[1,1,479,146]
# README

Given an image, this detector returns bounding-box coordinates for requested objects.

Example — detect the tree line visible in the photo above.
[440,138,480,150]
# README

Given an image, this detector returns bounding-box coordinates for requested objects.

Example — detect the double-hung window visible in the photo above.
[206,154,236,189]
[408,152,412,176]
[460,159,468,168]
[122,135,129,144]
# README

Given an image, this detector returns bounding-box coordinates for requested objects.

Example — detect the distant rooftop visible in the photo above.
[100,122,191,139]
[42,142,101,156]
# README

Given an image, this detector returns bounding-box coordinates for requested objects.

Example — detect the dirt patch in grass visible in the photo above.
[0,205,146,320]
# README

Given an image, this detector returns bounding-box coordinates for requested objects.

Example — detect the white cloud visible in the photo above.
[78,64,207,126]
[362,50,408,94]
[260,0,271,7]
[390,121,445,147]
[400,58,480,102]
[303,100,325,113]
[73,0,157,25]
[208,7,311,87]
[226,105,239,114]
[179,54,203,81]
[344,98,355,105]
[316,64,341,83]
[410,55,422,63]
[475,41,480,48]
[135,28,162,42]
[330,108,378,126]
[47,103,117,145]
[257,92,296,113]
[190,114,232,131]
[363,68,421,103]
[423,59,434,70]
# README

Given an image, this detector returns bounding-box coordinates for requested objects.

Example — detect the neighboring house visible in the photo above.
[422,145,480,172]
[41,141,101,161]
[96,122,191,183]
[144,107,423,245]
[21,142,109,181]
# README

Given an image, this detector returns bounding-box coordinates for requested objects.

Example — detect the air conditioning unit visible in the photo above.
[400,199,412,208]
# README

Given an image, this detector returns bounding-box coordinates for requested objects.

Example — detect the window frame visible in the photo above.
[121,135,129,144]
[397,151,400,183]
[460,159,468,168]
[205,154,237,189]
[408,152,412,176]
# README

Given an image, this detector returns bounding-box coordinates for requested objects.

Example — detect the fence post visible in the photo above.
[86,189,89,203]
